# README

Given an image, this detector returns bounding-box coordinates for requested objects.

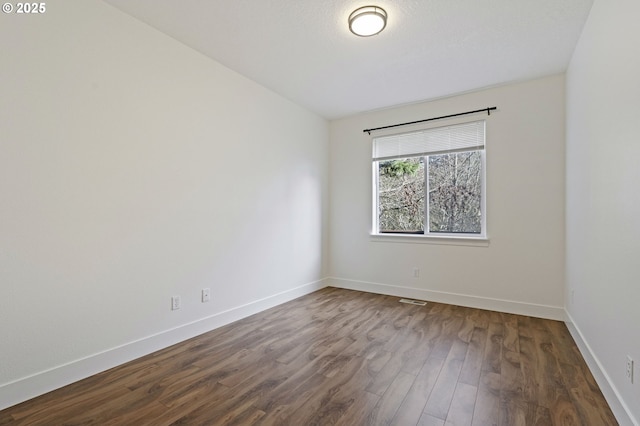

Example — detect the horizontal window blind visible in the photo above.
[373,120,485,161]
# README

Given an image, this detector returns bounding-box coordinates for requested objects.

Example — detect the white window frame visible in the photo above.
[371,119,487,242]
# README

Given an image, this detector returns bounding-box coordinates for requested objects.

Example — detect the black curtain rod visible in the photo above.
[363,106,497,134]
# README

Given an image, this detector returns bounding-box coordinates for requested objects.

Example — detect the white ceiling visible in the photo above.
[102,0,594,119]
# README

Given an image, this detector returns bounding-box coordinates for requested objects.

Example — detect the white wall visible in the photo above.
[566,0,640,423]
[328,75,566,319]
[0,0,328,409]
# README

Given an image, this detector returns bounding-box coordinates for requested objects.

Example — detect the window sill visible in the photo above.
[369,233,489,247]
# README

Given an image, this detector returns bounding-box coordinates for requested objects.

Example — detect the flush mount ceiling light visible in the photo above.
[348,6,387,37]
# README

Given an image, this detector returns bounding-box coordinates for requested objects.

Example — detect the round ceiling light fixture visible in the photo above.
[348,6,387,37]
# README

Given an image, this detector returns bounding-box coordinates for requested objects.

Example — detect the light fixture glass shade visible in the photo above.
[349,6,387,37]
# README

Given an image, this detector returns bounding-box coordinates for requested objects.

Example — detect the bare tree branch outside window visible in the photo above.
[377,151,482,234]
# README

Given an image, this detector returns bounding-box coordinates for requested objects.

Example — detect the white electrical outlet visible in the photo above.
[171,296,181,311]
[626,356,634,383]
[413,268,420,278]
[202,288,210,303]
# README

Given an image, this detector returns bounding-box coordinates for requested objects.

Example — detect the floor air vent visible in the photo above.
[399,298,427,306]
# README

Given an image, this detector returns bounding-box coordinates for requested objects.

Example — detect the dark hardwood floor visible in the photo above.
[0,287,618,425]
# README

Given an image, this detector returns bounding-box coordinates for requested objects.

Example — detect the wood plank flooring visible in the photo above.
[0,287,618,425]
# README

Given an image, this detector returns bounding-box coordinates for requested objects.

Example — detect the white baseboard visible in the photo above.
[326,277,565,320]
[0,278,328,411]
[564,311,638,426]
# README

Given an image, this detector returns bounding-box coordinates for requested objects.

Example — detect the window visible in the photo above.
[372,120,486,238]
